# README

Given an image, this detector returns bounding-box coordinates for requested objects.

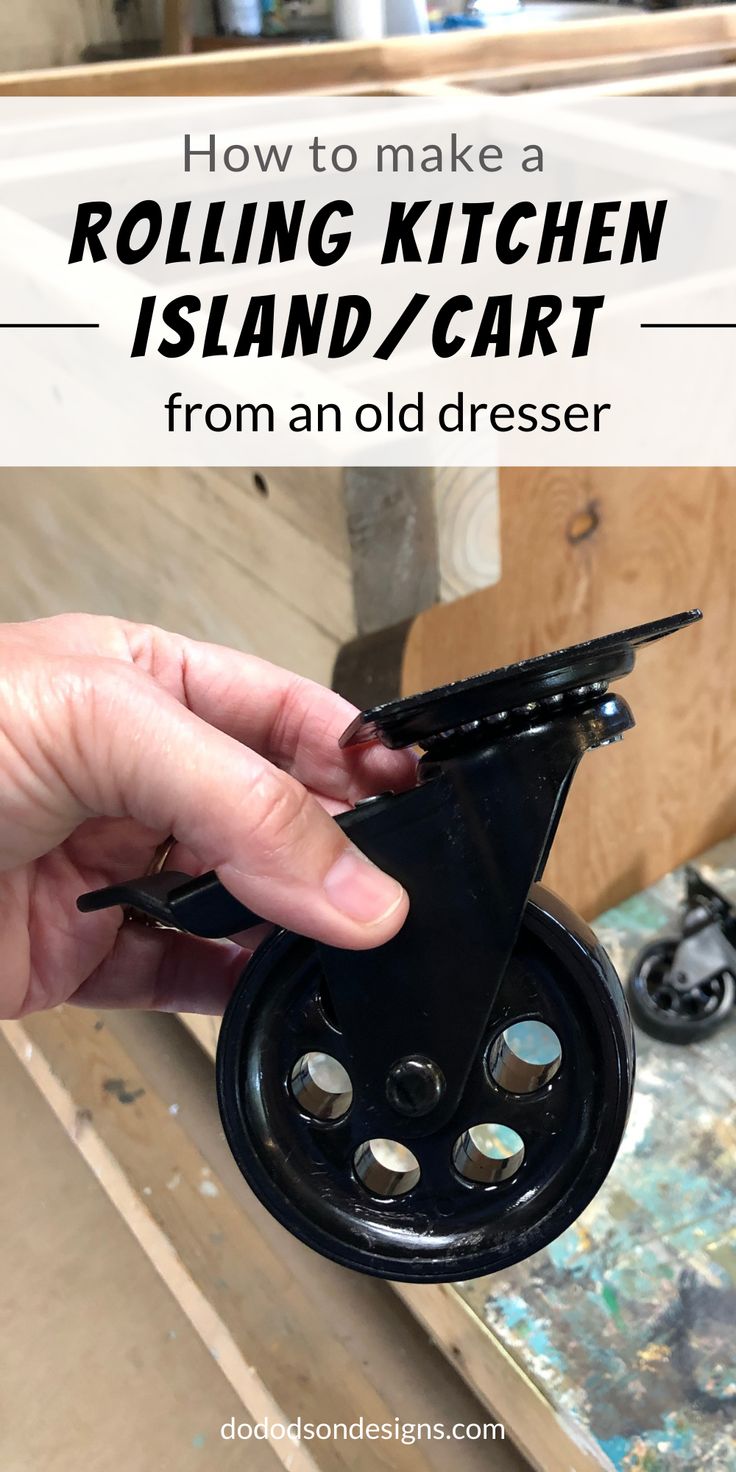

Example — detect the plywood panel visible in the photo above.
[0,1035,280,1472]
[402,469,736,918]
[0,467,350,685]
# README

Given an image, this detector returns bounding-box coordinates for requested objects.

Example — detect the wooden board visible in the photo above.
[0,1034,281,1472]
[1,7,735,95]
[1,1004,529,1472]
[0,468,503,670]
[403,469,736,920]
[0,467,352,687]
[436,38,736,94]
[543,59,736,97]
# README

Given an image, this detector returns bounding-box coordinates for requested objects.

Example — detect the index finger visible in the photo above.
[122,622,417,802]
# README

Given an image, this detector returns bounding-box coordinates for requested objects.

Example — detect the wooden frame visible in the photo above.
[1,7,736,97]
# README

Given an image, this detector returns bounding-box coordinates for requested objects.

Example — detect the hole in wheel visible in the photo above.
[684,979,725,1017]
[354,1138,421,1197]
[488,1020,561,1093]
[290,1052,352,1121]
[453,1124,525,1185]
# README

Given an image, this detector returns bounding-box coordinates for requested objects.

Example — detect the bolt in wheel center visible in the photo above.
[385,1056,445,1117]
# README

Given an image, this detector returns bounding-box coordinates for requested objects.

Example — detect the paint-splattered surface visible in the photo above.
[457,839,736,1472]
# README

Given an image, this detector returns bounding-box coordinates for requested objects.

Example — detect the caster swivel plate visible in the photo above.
[79,609,701,1283]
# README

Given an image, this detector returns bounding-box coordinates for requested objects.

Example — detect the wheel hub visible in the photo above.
[217,888,634,1281]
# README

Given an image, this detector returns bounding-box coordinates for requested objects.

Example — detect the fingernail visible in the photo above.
[324,848,405,925]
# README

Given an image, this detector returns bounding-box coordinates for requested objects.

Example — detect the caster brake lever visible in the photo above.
[77,867,263,937]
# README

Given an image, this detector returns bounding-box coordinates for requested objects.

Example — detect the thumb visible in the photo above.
[68,660,409,950]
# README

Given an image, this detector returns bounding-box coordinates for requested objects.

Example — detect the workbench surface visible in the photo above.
[457,838,736,1472]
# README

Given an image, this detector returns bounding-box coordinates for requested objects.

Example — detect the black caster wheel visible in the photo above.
[78,609,700,1282]
[629,939,735,1045]
[216,885,633,1282]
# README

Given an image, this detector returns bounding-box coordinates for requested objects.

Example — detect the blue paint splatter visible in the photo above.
[599,1433,629,1469]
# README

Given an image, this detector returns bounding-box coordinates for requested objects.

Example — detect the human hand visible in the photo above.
[0,614,415,1019]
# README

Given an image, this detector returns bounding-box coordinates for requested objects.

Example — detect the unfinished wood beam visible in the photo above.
[393,1283,612,1472]
[0,7,734,96]
[435,37,736,94]
[547,59,736,97]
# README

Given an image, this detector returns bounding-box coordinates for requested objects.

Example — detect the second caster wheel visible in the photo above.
[629,939,735,1044]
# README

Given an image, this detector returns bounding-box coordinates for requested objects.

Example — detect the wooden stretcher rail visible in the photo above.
[0,7,734,96]
[546,59,736,95]
[433,37,736,93]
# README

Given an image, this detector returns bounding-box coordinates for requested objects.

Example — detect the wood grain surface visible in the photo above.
[0,467,353,687]
[1,6,734,95]
[440,37,736,93]
[0,1035,281,1472]
[403,468,736,919]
